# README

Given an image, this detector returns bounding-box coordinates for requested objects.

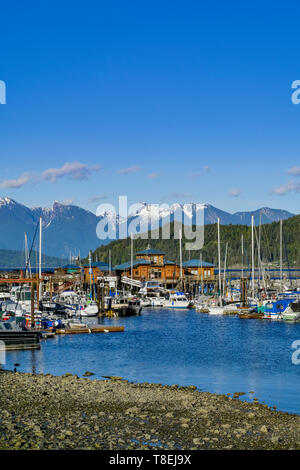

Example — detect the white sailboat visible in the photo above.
[208,218,224,315]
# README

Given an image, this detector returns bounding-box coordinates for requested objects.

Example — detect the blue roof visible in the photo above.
[114,259,151,271]
[136,248,165,255]
[182,259,215,268]
[63,264,80,269]
[163,260,175,265]
[83,262,109,270]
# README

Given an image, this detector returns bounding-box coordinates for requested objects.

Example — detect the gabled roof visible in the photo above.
[182,259,215,268]
[136,248,165,256]
[114,259,151,271]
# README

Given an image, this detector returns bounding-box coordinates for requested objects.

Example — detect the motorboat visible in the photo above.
[263,298,295,320]
[163,292,190,309]
[146,292,165,307]
[66,300,99,318]
[281,302,300,322]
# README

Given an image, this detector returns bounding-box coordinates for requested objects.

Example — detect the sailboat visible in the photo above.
[208,218,224,315]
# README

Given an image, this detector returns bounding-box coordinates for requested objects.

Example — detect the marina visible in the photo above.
[3,307,300,416]
[2,215,300,419]
[2,1,300,453]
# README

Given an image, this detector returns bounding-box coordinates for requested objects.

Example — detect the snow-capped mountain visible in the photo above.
[97,202,295,228]
[0,198,101,258]
[0,198,295,257]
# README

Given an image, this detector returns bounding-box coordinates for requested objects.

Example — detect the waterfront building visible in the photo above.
[83,261,110,284]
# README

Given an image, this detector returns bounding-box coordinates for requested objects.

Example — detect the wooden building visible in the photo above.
[83,261,110,284]
[182,259,215,281]
[114,247,180,286]
[54,264,81,276]
[113,248,216,288]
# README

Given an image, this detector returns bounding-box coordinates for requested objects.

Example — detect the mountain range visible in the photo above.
[0,198,295,258]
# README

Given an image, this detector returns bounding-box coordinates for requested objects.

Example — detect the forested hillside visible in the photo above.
[89,215,300,268]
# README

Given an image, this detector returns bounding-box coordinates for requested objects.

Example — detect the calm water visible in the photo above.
[4,308,300,414]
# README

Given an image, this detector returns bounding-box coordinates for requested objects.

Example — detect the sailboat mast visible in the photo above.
[89,250,92,295]
[217,218,222,306]
[241,234,244,279]
[24,232,28,278]
[280,219,283,292]
[179,228,183,282]
[39,217,42,299]
[200,251,203,294]
[251,215,255,299]
[130,234,133,293]
[223,242,228,298]
[258,213,261,289]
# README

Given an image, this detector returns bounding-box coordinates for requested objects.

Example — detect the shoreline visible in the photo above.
[1,370,300,450]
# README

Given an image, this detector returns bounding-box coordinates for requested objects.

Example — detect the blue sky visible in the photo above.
[1,0,300,214]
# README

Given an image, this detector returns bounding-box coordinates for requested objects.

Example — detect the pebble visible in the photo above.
[0,370,298,450]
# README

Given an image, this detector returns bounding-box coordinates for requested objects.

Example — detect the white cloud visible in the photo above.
[118,166,141,175]
[190,166,212,178]
[228,188,242,198]
[0,173,31,188]
[270,181,300,195]
[88,194,108,203]
[148,173,160,179]
[42,162,100,182]
[287,166,300,177]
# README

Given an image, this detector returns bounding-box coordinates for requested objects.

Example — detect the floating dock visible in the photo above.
[55,326,125,335]
[0,331,41,350]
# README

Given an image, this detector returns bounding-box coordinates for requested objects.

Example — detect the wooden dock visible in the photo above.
[55,326,125,335]
[0,330,41,350]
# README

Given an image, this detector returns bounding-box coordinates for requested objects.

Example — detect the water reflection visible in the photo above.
[4,308,300,414]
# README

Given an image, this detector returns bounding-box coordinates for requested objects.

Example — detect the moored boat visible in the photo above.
[263,298,295,320]
[281,302,300,322]
[163,292,191,309]
[0,318,41,350]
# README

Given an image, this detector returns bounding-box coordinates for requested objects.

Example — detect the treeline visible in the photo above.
[89,215,300,268]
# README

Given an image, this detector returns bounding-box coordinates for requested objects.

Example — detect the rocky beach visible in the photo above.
[1,370,300,450]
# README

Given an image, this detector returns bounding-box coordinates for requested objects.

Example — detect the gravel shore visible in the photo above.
[1,370,300,450]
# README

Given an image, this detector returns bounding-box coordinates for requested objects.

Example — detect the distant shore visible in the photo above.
[1,370,300,450]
